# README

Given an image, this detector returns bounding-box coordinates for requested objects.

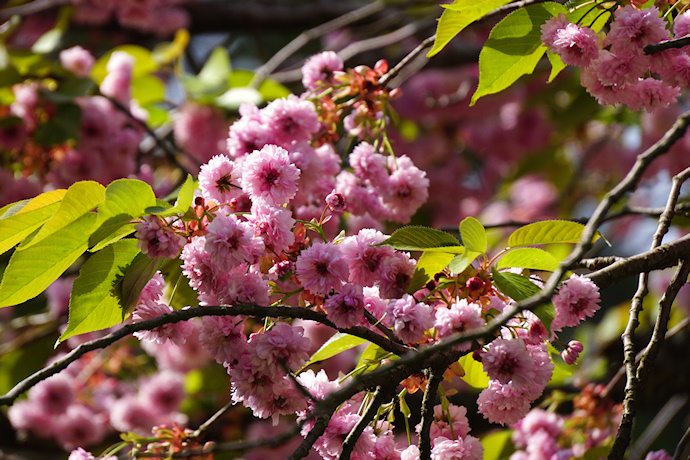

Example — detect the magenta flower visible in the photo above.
[430,435,483,460]
[139,370,186,415]
[561,340,584,365]
[323,284,366,329]
[199,315,248,366]
[550,23,600,67]
[480,338,535,387]
[477,380,532,426]
[377,251,416,299]
[241,144,301,206]
[295,242,348,295]
[606,6,667,59]
[387,294,434,344]
[250,322,311,373]
[55,404,107,450]
[27,374,75,415]
[551,274,601,330]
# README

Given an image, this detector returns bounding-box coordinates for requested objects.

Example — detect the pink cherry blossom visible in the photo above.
[295,242,349,295]
[241,144,301,206]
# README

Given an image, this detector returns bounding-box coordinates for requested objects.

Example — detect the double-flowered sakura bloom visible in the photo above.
[434,298,485,345]
[296,242,349,295]
[261,95,320,148]
[386,294,434,344]
[135,215,186,259]
[198,154,243,205]
[551,274,601,331]
[204,213,265,271]
[247,202,296,252]
[241,144,301,206]
[323,284,366,329]
[301,51,344,91]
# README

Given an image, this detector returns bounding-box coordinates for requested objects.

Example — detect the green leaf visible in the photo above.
[0,189,66,255]
[496,247,561,272]
[546,50,566,82]
[89,179,156,250]
[427,0,513,57]
[0,213,96,308]
[59,239,141,342]
[458,354,489,388]
[380,226,462,251]
[90,45,158,84]
[181,46,230,97]
[299,332,368,373]
[508,220,590,247]
[471,2,566,105]
[481,429,515,460]
[408,251,455,293]
[491,268,556,333]
[448,250,480,274]
[459,216,486,254]
[131,74,165,106]
[567,3,613,32]
[356,343,394,374]
[20,181,105,249]
[120,252,163,316]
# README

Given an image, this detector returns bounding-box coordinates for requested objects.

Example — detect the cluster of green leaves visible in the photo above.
[0,176,194,343]
[427,0,613,105]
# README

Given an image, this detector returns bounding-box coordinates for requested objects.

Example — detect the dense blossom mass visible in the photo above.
[0,1,688,460]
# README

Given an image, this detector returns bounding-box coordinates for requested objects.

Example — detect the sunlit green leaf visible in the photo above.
[59,239,141,342]
[89,179,156,250]
[471,2,566,105]
[448,250,480,274]
[181,46,230,97]
[508,220,591,247]
[0,213,96,308]
[131,74,165,106]
[0,190,66,255]
[427,0,513,57]
[21,181,105,249]
[459,216,486,254]
[408,251,455,293]
[496,247,561,271]
[90,45,158,83]
[481,429,515,460]
[299,332,368,373]
[458,353,489,388]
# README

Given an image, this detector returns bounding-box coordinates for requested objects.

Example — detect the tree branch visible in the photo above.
[418,367,444,460]
[644,36,690,55]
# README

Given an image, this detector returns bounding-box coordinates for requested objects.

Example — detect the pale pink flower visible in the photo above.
[100,50,134,104]
[198,154,243,205]
[590,50,643,88]
[434,299,485,341]
[377,251,416,299]
[110,395,163,435]
[198,315,248,366]
[204,213,265,271]
[132,300,194,346]
[659,52,690,88]
[55,404,107,450]
[380,156,429,222]
[606,6,668,58]
[645,450,673,460]
[8,400,56,438]
[324,284,366,329]
[69,448,115,460]
[261,95,319,147]
[624,78,680,112]
[59,45,95,77]
[674,12,690,39]
[477,380,531,426]
[580,65,622,107]
[511,408,563,449]
[139,371,186,415]
[540,14,571,48]
[139,271,165,305]
[27,373,75,415]
[135,215,186,259]
[429,404,471,441]
[349,142,388,183]
[325,189,346,213]
[340,228,394,287]
[227,107,271,159]
[295,242,349,295]
[296,369,340,401]
[551,274,601,330]
[387,294,434,344]
[401,445,421,460]
[241,144,301,206]
[247,202,296,252]
[314,411,377,460]
[302,51,343,90]
[202,265,270,307]
[181,236,223,295]
[523,343,554,401]
[550,23,600,67]
[480,338,535,387]
[173,103,229,164]
[431,436,483,460]
[250,322,311,373]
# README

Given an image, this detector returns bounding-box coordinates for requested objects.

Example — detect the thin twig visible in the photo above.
[340,387,391,459]
[192,400,235,438]
[418,367,444,460]
[378,34,435,87]
[250,1,386,88]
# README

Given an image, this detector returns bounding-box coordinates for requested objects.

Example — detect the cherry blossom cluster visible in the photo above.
[71,0,192,37]
[0,48,145,205]
[542,5,690,112]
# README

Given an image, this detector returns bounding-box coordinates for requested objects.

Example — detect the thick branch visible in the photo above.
[0,304,409,406]
[644,36,690,55]
[418,368,444,460]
